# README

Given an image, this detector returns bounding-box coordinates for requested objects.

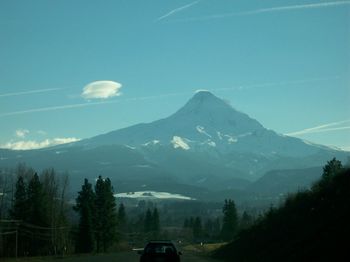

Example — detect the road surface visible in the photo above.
[3,251,222,262]
[66,251,221,262]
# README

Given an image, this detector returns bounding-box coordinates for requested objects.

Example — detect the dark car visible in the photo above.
[139,240,181,262]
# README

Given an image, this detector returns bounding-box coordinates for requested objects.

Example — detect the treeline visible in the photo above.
[1,165,69,256]
[214,158,350,261]
[0,165,126,257]
[0,165,166,258]
[182,199,253,243]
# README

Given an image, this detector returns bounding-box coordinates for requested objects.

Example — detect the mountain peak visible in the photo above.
[192,90,221,102]
[177,90,232,115]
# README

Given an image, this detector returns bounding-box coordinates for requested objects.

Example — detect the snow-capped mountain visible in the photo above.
[0,91,348,197]
[79,91,330,157]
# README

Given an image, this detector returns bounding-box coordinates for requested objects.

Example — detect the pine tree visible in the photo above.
[26,173,50,255]
[221,199,238,241]
[10,176,28,256]
[27,173,48,226]
[193,216,202,239]
[117,203,127,232]
[240,211,253,230]
[183,218,189,228]
[322,158,342,180]
[94,176,117,252]
[144,208,152,233]
[10,176,27,220]
[74,179,95,253]
[152,208,160,234]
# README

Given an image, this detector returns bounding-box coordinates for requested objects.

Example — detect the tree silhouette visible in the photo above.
[94,176,117,252]
[221,199,238,241]
[74,179,95,253]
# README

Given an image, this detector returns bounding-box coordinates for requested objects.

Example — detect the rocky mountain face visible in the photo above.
[0,91,348,199]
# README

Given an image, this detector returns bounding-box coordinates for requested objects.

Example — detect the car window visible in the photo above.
[145,243,176,254]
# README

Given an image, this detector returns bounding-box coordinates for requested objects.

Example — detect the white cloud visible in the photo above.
[15,129,29,138]
[81,81,122,99]
[1,137,80,150]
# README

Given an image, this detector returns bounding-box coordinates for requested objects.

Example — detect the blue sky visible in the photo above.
[0,0,349,150]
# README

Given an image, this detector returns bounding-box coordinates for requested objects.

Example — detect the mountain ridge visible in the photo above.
[0,91,348,198]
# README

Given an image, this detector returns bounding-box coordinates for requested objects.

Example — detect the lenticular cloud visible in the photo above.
[82,80,122,99]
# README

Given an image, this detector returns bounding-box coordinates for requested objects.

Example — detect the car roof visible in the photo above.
[147,240,174,244]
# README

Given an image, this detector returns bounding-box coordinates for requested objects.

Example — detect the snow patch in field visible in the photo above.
[114,191,194,200]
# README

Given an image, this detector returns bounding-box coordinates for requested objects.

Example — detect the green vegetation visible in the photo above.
[220,199,238,241]
[1,158,348,260]
[215,158,350,261]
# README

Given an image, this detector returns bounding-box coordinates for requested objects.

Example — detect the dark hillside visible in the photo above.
[215,164,350,261]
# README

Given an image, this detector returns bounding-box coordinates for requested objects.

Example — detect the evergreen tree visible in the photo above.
[151,207,160,234]
[94,176,117,252]
[239,211,253,230]
[27,173,48,226]
[10,176,27,220]
[322,158,342,180]
[183,218,189,228]
[144,208,152,233]
[193,216,202,239]
[117,203,127,232]
[221,199,238,241]
[26,173,50,255]
[74,179,95,253]
[10,176,29,256]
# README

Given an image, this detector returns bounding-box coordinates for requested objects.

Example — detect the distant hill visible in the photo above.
[215,166,350,261]
[247,166,323,195]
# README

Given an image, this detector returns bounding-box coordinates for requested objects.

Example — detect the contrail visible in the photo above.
[0,93,190,118]
[0,87,63,98]
[0,76,342,118]
[214,76,340,91]
[171,1,350,22]
[155,0,200,22]
[0,100,120,118]
[285,119,350,136]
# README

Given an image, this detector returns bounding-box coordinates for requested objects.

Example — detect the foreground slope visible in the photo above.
[215,165,350,261]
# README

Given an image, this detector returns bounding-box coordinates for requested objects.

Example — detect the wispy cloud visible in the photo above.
[286,119,350,136]
[1,137,80,150]
[155,0,200,22]
[82,81,122,100]
[0,88,63,98]
[172,1,350,22]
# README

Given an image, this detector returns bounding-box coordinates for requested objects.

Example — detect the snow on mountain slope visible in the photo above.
[79,91,330,157]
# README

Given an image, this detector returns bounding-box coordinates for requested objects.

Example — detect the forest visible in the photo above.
[0,158,348,260]
[0,163,245,258]
[214,158,350,261]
